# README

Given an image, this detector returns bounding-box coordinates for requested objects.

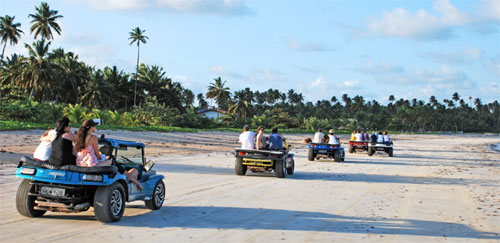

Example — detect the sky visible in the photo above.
[2,0,500,104]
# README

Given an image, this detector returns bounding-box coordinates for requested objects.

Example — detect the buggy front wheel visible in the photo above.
[145,180,165,210]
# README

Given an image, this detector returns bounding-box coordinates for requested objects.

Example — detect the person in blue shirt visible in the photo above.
[269,128,283,151]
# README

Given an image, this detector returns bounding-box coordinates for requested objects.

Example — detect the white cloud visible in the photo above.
[83,0,251,16]
[354,59,476,90]
[209,65,243,79]
[354,60,405,75]
[84,0,148,11]
[480,82,500,95]
[485,55,500,76]
[170,74,193,88]
[248,66,288,83]
[365,0,492,40]
[311,76,326,88]
[286,38,335,52]
[343,80,359,87]
[420,47,482,64]
[480,0,500,21]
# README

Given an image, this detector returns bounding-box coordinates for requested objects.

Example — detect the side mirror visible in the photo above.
[144,160,155,172]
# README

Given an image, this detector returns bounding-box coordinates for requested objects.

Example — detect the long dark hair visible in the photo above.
[74,119,96,152]
[55,117,70,135]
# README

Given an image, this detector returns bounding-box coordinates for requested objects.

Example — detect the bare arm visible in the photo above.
[39,130,51,142]
[91,136,101,158]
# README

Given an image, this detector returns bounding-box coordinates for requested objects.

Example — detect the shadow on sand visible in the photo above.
[110,206,499,239]
[156,163,496,186]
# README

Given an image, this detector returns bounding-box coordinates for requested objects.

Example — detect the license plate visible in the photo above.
[40,186,65,197]
[318,150,327,153]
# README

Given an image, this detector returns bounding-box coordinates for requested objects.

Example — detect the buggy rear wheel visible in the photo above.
[235,157,247,175]
[275,159,286,178]
[307,148,314,161]
[94,182,126,222]
[334,150,341,162]
[368,147,374,156]
[388,148,393,157]
[16,179,45,218]
[348,145,354,153]
[286,159,295,175]
[145,180,165,210]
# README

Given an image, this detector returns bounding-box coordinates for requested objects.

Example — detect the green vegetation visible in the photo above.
[1,2,499,134]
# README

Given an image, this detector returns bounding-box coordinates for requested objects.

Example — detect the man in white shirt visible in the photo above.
[377,132,384,143]
[383,131,390,143]
[312,129,324,143]
[239,125,256,149]
[327,129,339,145]
[355,131,363,141]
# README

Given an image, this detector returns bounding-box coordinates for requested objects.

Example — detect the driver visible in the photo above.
[99,145,143,192]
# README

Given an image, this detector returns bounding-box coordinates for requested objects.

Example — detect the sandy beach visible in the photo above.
[0,130,499,242]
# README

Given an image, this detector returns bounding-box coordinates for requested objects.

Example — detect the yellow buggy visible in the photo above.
[234,140,294,178]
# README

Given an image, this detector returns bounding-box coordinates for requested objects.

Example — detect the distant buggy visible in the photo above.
[368,141,394,157]
[348,141,369,153]
[15,137,165,222]
[308,143,345,162]
[234,139,295,178]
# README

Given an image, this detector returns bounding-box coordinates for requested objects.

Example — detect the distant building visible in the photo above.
[197,108,226,120]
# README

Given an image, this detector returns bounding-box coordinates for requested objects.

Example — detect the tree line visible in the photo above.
[1,2,499,132]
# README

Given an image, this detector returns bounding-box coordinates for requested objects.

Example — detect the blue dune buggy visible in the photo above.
[15,137,165,222]
[307,143,345,162]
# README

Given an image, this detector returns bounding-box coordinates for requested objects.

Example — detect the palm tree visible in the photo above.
[197,93,208,109]
[0,15,24,62]
[22,39,59,100]
[29,2,63,41]
[452,92,460,102]
[55,51,88,103]
[206,77,231,110]
[330,96,337,104]
[388,95,395,103]
[129,27,149,106]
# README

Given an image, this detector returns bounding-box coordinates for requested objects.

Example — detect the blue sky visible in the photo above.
[2,0,499,104]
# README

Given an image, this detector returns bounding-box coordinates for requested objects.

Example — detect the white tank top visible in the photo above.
[33,130,57,161]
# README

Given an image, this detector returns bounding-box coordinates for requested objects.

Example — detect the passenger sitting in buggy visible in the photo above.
[269,128,283,151]
[370,131,378,144]
[383,131,391,143]
[99,144,143,192]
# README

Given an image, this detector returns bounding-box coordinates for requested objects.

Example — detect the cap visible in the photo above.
[82,119,98,128]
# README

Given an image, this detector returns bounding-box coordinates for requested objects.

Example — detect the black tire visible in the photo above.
[307,148,314,161]
[286,159,294,175]
[235,157,247,175]
[145,180,165,210]
[94,182,126,223]
[368,147,374,156]
[348,145,354,153]
[334,150,341,162]
[389,148,393,157]
[16,179,45,218]
[275,159,286,178]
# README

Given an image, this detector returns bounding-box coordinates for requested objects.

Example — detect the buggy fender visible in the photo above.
[141,174,165,193]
